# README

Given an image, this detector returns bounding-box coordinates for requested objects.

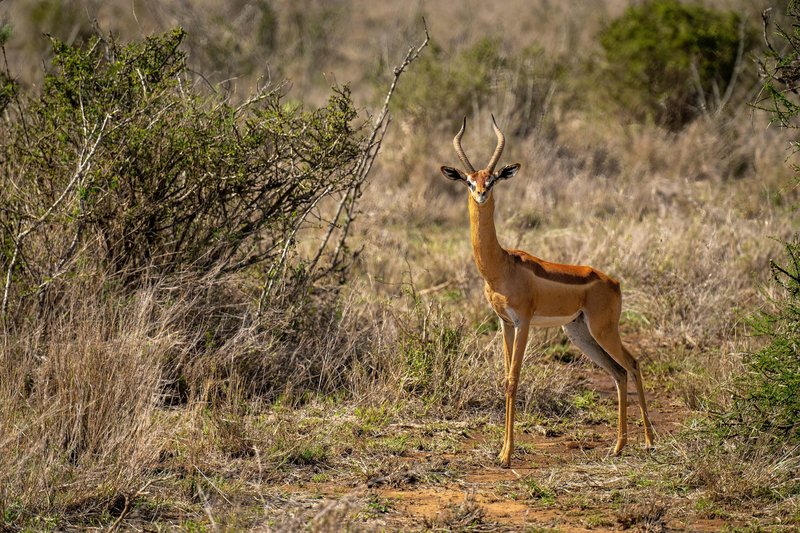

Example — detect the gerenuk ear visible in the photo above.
[440,166,467,182]
[495,163,520,181]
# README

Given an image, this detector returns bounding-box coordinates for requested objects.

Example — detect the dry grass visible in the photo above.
[1,0,799,530]
[0,283,168,521]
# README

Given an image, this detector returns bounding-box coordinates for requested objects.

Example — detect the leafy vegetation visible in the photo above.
[731,242,800,441]
[0,28,364,318]
[0,26,377,525]
[392,37,559,136]
[600,0,748,129]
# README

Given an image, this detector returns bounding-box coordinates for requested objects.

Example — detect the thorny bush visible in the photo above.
[725,244,800,442]
[0,28,365,320]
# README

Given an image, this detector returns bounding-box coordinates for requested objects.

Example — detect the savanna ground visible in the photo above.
[1,0,799,531]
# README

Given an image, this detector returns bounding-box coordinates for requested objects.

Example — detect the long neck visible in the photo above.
[468,193,508,284]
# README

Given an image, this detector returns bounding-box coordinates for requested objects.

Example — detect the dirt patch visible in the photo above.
[254,363,774,531]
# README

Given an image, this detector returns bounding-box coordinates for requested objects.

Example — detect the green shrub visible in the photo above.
[391,38,560,135]
[0,28,365,317]
[758,0,800,136]
[600,0,748,130]
[729,241,800,442]
[392,37,504,126]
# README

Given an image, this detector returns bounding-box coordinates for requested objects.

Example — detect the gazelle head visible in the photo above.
[440,115,520,205]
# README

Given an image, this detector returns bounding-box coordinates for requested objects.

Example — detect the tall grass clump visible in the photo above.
[394,292,493,411]
[599,0,750,129]
[0,284,173,524]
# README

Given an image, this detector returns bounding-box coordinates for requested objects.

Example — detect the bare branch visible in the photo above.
[763,8,778,56]
[689,60,708,114]
[716,17,748,116]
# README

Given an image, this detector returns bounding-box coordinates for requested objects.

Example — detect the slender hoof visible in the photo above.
[498,451,511,468]
[612,439,627,456]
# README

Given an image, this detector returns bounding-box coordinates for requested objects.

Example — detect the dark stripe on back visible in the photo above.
[508,250,601,285]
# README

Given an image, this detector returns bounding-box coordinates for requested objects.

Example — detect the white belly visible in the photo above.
[529,310,581,328]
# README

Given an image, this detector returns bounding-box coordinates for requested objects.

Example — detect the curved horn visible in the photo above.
[453,116,476,173]
[486,114,505,172]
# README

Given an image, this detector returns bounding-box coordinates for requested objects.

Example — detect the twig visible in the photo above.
[194,464,233,506]
[108,493,130,533]
[233,79,286,116]
[108,475,168,532]
[418,280,453,295]
[689,61,708,114]
[328,116,392,271]
[763,8,777,57]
